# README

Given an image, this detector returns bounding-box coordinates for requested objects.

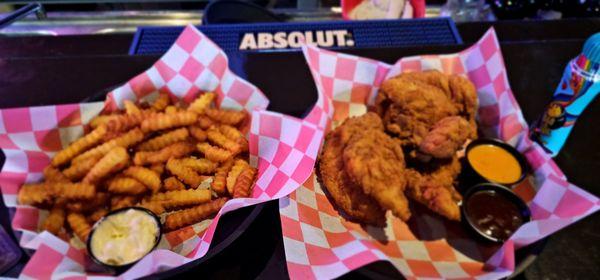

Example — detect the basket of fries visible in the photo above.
[0,25,326,278]
[278,29,600,279]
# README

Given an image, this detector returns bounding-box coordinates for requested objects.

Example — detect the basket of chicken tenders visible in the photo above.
[279,28,600,279]
[0,25,326,278]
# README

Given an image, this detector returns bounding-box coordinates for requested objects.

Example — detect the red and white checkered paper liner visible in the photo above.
[279,28,600,279]
[0,24,327,279]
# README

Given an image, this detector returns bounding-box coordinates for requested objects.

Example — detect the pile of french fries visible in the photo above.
[17,92,257,243]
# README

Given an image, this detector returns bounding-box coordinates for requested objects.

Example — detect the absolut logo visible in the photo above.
[239,30,355,50]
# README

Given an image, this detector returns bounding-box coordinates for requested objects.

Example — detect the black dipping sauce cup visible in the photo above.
[461,138,528,190]
[461,183,531,243]
[87,207,162,273]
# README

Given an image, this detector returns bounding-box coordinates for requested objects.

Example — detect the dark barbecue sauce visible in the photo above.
[465,191,524,241]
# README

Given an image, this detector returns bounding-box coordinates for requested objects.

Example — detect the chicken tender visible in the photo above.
[343,130,411,221]
[317,114,386,226]
[419,116,471,159]
[405,157,462,221]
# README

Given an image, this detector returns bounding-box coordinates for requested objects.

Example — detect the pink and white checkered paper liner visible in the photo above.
[0,24,327,279]
[279,28,600,279]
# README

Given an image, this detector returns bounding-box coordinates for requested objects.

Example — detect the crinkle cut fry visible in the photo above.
[111,196,138,210]
[151,92,171,111]
[123,166,161,193]
[67,212,91,242]
[178,157,217,174]
[43,166,70,183]
[164,176,186,191]
[188,126,207,142]
[63,155,101,181]
[197,143,233,163]
[50,183,96,200]
[72,128,143,164]
[149,188,211,209]
[138,200,166,215]
[18,183,52,206]
[219,125,248,152]
[124,99,142,116]
[205,108,246,126]
[233,166,257,198]
[42,207,65,235]
[226,159,249,195]
[83,147,129,184]
[88,208,109,224]
[197,115,215,130]
[207,129,242,154]
[51,125,107,167]
[166,158,206,188]
[134,141,195,165]
[141,111,198,133]
[188,92,215,114]
[107,177,147,195]
[211,159,233,195]
[164,198,227,231]
[137,127,189,151]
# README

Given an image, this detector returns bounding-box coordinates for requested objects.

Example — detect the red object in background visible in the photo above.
[341,0,426,19]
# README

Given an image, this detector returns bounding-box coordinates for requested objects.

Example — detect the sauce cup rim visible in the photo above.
[461,182,532,243]
[465,138,529,186]
[86,206,163,271]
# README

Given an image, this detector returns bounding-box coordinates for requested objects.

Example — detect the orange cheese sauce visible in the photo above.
[467,144,522,184]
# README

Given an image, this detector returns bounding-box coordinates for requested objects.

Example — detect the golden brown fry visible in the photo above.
[67,212,91,242]
[65,193,109,213]
[63,155,101,181]
[107,177,147,195]
[102,130,123,142]
[138,201,166,215]
[151,92,170,112]
[226,159,249,195]
[178,157,217,174]
[207,129,242,154]
[197,115,215,129]
[188,126,207,142]
[205,108,246,126]
[149,163,165,176]
[43,166,70,183]
[141,111,198,133]
[124,100,142,116]
[42,207,65,235]
[89,115,113,129]
[188,92,215,114]
[123,166,161,193]
[233,167,257,198]
[102,114,144,132]
[73,128,143,164]
[18,183,52,207]
[167,106,183,114]
[51,125,107,167]
[50,183,96,201]
[149,188,211,210]
[197,143,232,163]
[164,176,186,191]
[137,127,189,151]
[218,124,244,140]
[211,159,233,195]
[110,196,138,210]
[133,142,195,165]
[166,158,206,188]
[83,147,129,184]
[88,208,109,224]
[164,198,226,231]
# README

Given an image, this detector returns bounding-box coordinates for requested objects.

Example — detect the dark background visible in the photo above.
[1,19,599,279]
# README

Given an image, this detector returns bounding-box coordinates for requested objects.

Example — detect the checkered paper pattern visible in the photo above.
[0,24,327,279]
[280,28,600,279]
